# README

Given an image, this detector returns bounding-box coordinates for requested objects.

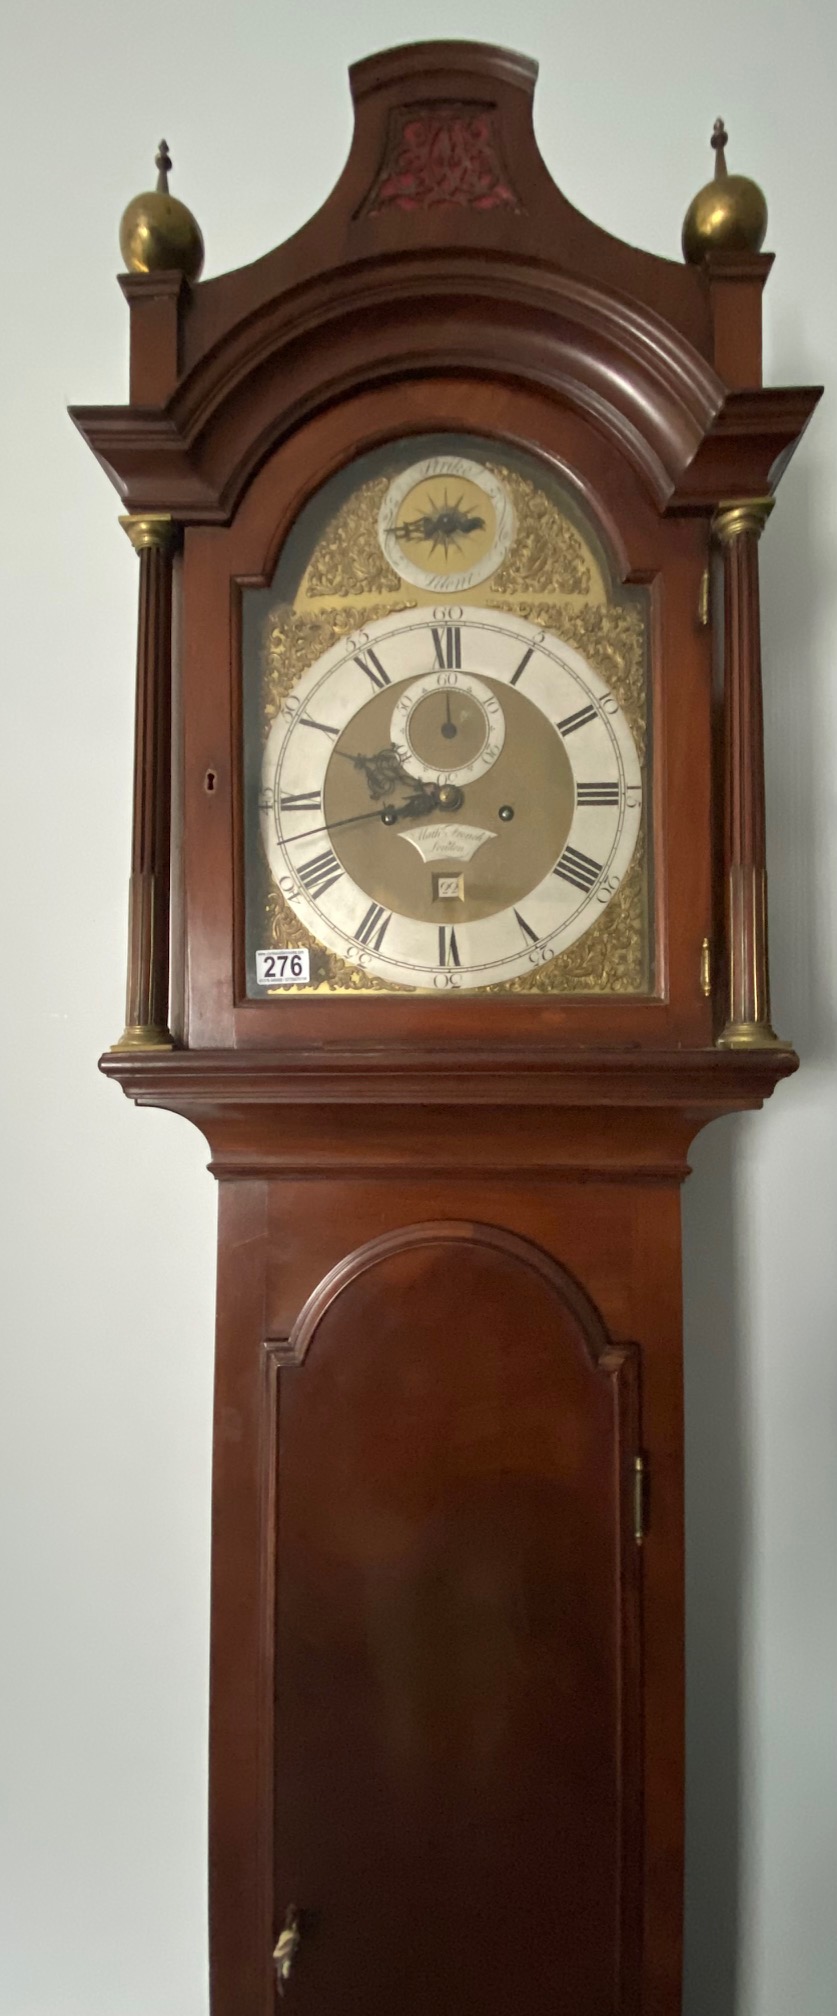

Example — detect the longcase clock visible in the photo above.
[73,43,821,2016]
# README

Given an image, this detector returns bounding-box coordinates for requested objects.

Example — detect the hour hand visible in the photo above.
[335,743,412,801]
[394,783,441,821]
[377,785,439,827]
[396,780,465,819]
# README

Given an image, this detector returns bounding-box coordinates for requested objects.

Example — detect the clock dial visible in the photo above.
[378,455,515,591]
[260,609,642,991]
[244,430,652,997]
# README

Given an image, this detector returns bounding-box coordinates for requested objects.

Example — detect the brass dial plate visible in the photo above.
[242,434,651,996]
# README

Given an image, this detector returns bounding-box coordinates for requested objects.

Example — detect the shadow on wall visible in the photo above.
[760,322,834,1065]
[682,339,832,2016]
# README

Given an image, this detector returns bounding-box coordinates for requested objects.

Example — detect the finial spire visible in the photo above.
[711,118,729,176]
[155,140,172,195]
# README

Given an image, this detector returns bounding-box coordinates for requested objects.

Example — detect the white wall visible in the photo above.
[1,3,834,2012]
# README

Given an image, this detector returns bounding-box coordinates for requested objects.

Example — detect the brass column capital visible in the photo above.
[712,497,774,546]
[119,512,181,555]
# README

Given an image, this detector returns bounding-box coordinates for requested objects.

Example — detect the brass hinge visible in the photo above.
[633,1453,647,1546]
[700,936,712,998]
[698,565,710,628]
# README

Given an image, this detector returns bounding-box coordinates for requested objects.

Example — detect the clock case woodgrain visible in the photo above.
[73,39,820,2016]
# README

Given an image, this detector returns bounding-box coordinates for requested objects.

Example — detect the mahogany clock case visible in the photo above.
[73,35,821,2016]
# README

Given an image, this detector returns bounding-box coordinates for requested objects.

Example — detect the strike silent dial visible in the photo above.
[378,454,515,592]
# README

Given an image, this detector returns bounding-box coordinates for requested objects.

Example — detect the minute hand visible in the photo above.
[278,788,441,849]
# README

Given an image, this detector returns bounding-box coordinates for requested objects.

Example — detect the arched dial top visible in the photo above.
[260,607,642,992]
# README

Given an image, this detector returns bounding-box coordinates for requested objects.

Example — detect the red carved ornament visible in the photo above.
[367,108,521,214]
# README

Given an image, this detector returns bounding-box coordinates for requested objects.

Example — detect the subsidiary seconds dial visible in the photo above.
[260,609,643,991]
[390,669,506,786]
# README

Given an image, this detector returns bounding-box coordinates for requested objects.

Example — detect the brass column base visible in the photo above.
[718,862,793,1055]
[109,1024,174,1052]
[716,1019,793,1052]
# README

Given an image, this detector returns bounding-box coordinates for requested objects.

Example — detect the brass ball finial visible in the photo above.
[681,116,768,264]
[119,139,205,281]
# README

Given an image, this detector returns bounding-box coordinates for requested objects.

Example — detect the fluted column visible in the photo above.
[110,513,179,1051]
[714,498,787,1049]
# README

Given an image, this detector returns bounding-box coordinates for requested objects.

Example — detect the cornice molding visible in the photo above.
[100,1043,798,1109]
[70,256,821,522]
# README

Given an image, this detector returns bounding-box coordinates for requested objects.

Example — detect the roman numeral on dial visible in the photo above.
[510,646,535,687]
[553,845,603,893]
[354,648,390,690]
[576,781,620,805]
[431,624,462,670]
[438,925,461,967]
[355,901,391,951]
[557,703,597,737]
[297,848,344,898]
[279,789,322,813]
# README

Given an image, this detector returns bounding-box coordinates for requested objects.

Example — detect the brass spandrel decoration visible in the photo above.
[487,466,593,600]
[302,477,399,604]
[300,461,599,612]
[491,840,647,995]
[263,600,411,732]
[264,606,347,728]
[539,601,646,759]
[265,882,395,992]
[504,597,647,763]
